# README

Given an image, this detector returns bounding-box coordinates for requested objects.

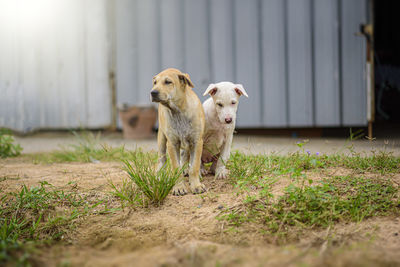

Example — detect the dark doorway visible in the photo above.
[374,0,400,128]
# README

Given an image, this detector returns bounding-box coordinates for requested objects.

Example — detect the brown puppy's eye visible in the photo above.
[217,103,223,107]
[165,80,172,85]
[153,80,157,85]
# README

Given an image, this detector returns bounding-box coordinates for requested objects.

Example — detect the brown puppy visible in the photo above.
[151,68,206,195]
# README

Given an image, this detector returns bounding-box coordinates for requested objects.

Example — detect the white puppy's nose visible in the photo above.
[225,118,232,124]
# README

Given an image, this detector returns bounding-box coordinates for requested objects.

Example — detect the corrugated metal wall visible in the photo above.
[116,0,368,128]
[0,0,368,132]
[0,0,111,132]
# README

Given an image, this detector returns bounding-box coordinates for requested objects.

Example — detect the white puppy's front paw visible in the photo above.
[215,167,229,179]
[200,165,209,177]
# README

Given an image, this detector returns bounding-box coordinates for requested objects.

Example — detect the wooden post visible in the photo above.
[365,23,374,141]
[360,0,375,141]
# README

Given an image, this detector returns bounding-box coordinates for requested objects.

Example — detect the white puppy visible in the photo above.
[201,82,248,179]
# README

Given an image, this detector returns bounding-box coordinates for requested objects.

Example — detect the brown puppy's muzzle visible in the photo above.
[150,89,160,102]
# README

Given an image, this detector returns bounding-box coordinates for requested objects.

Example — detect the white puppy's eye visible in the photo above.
[217,103,223,107]
[231,101,237,105]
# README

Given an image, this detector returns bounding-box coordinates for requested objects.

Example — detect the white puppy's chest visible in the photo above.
[204,128,225,152]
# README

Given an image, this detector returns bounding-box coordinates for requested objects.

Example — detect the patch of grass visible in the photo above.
[109,178,146,208]
[221,174,399,240]
[228,151,271,189]
[329,150,400,174]
[111,150,182,206]
[265,151,399,176]
[228,141,327,191]
[270,153,326,173]
[26,131,142,164]
[228,150,326,194]
[0,129,22,158]
[25,131,162,165]
[50,143,129,163]
[267,175,398,228]
[0,176,20,182]
[228,149,399,188]
[225,148,399,237]
[0,181,108,265]
[223,145,399,242]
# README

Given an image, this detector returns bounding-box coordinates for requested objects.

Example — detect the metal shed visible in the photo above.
[0,0,112,132]
[0,0,369,132]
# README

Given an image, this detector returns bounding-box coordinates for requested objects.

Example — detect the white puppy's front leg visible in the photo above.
[200,162,208,177]
[215,132,233,179]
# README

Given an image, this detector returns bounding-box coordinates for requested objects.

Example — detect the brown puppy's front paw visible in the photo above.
[172,183,188,196]
[215,167,229,179]
[157,163,164,172]
[190,182,207,194]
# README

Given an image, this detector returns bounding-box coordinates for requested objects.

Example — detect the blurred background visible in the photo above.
[0,0,399,137]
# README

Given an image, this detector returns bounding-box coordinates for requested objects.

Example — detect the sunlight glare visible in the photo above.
[0,0,62,34]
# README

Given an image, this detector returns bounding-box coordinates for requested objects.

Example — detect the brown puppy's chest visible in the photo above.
[165,111,196,146]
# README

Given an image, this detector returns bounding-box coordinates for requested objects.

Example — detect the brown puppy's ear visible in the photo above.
[178,73,194,88]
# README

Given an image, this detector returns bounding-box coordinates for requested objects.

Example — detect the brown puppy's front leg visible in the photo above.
[169,141,188,196]
[180,149,190,177]
[189,139,207,194]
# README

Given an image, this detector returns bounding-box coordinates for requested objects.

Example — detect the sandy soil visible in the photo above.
[1,159,400,267]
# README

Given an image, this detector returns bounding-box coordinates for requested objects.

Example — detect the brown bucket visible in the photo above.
[118,105,157,139]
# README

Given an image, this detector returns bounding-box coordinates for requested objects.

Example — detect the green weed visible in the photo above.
[121,150,182,206]
[0,129,22,158]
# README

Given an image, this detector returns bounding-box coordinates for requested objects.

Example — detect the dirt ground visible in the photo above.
[1,156,400,267]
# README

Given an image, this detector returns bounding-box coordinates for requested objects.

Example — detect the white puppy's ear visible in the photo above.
[234,84,249,98]
[203,84,218,96]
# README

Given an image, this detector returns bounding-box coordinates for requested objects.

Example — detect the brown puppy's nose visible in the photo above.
[151,90,159,98]
[225,118,232,124]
